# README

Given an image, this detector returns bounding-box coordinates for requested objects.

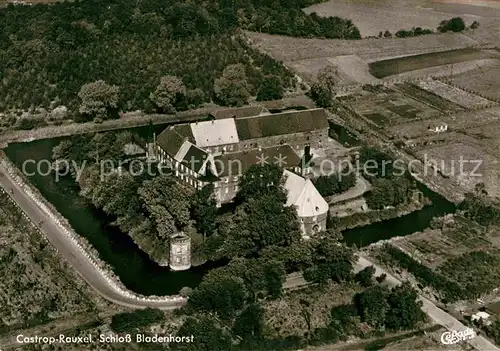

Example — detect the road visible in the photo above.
[0,161,186,311]
[355,255,500,351]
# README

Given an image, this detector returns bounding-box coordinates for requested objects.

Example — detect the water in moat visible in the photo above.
[4,123,456,296]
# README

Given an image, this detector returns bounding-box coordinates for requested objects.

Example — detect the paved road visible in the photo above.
[0,161,186,311]
[356,255,500,351]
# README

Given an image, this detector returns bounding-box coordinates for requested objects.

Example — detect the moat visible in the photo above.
[4,123,456,296]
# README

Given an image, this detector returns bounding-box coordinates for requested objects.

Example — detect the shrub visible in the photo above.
[110,308,164,333]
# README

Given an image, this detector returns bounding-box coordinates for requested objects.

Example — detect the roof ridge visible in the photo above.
[236,108,323,121]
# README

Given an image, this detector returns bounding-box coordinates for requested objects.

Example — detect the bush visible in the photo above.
[355,266,376,287]
[110,308,164,333]
[15,117,47,130]
[308,83,332,108]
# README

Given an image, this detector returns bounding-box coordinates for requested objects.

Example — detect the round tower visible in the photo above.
[169,233,191,271]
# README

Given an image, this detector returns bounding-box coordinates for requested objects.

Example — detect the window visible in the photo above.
[225,187,229,194]
[234,185,239,192]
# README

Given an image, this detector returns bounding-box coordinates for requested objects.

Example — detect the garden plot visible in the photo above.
[416,79,495,109]
[389,216,488,269]
[394,83,463,112]
[349,87,441,127]
[387,106,500,138]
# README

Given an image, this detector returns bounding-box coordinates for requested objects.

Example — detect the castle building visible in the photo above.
[154,107,330,236]
[283,170,329,238]
[169,233,191,271]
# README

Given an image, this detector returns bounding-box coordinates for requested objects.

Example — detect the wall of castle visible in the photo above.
[236,129,328,154]
[299,211,328,236]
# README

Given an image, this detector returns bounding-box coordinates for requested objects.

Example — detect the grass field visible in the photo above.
[369,48,497,78]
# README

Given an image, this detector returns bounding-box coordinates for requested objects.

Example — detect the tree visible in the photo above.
[329,304,359,336]
[186,88,205,108]
[173,316,233,351]
[191,184,218,237]
[385,282,426,330]
[256,75,284,101]
[470,21,480,29]
[263,259,286,298]
[376,273,387,284]
[188,274,248,319]
[214,63,251,107]
[308,82,332,108]
[233,304,264,340]
[150,75,186,113]
[304,238,354,286]
[366,178,396,210]
[78,80,120,120]
[354,286,390,328]
[438,17,466,33]
[317,66,338,93]
[384,30,392,38]
[237,164,284,202]
[355,265,375,287]
[139,175,193,239]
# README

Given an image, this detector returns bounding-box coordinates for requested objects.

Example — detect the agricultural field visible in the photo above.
[303,0,496,37]
[245,31,477,84]
[0,191,107,333]
[369,48,499,78]
[451,60,500,100]
[416,79,496,109]
[415,141,499,195]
